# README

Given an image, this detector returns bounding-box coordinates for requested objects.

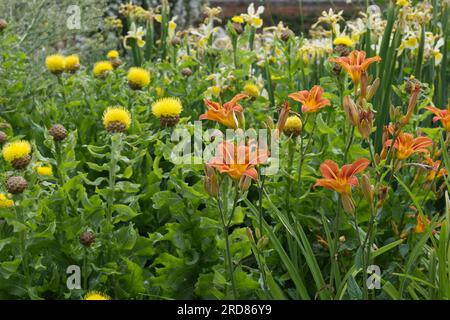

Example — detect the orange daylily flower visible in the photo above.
[329,50,381,85]
[208,140,269,181]
[384,126,433,160]
[288,85,331,113]
[200,94,248,129]
[414,214,439,235]
[424,157,447,181]
[314,158,370,195]
[425,105,450,132]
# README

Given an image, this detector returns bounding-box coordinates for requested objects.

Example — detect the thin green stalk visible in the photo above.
[343,126,355,163]
[330,200,342,292]
[217,195,238,299]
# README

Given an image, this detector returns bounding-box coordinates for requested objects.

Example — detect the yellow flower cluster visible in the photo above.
[0,193,14,208]
[93,61,113,78]
[35,164,53,176]
[152,98,183,118]
[102,107,132,131]
[127,67,150,89]
[83,291,111,300]
[46,54,80,74]
[2,140,31,162]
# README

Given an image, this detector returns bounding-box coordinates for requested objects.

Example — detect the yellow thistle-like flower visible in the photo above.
[107,50,119,59]
[232,16,244,24]
[83,291,111,300]
[36,165,53,176]
[2,140,32,163]
[127,67,150,89]
[283,116,303,134]
[333,36,353,48]
[396,0,410,6]
[102,107,132,132]
[93,61,113,78]
[65,55,80,73]
[243,83,260,98]
[46,54,66,75]
[152,97,183,118]
[0,193,14,208]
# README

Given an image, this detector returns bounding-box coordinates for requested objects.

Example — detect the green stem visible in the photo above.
[343,126,355,163]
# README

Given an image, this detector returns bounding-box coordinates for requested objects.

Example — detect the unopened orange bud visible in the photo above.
[239,175,252,192]
[203,165,219,197]
[361,173,374,203]
[367,78,380,101]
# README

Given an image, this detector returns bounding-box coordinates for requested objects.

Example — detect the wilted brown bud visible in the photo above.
[360,72,368,99]
[0,19,7,31]
[171,36,181,46]
[110,57,123,69]
[343,96,359,126]
[0,131,7,144]
[181,68,192,77]
[361,174,374,203]
[203,165,219,197]
[232,22,243,35]
[400,84,421,127]
[276,101,291,132]
[239,175,252,192]
[280,29,293,42]
[377,185,389,208]
[357,110,374,141]
[405,77,422,95]
[341,193,355,215]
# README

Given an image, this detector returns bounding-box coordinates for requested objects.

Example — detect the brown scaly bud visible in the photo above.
[203,165,219,197]
[333,44,352,57]
[110,57,123,69]
[49,124,68,141]
[0,131,7,144]
[159,115,180,127]
[171,36,181,46]
[405,76,422,95]
[331,63,342,76]
[12,155,31,170]
[181,68,193,77]
[361,174,374,203]
[0,19,7,31]
[6,176,28,194]
[79,231,95,247]
[232,22,243,35]
[343,96,359,126]
[106,121,127,133]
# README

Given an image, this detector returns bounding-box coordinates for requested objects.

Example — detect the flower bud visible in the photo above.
[0,19,7,31]
[79,231,95,247]
[361,174,374,203]
[203,165,219,197]
[239,175,252,192]
[357,110,374,141]
[341,193,355,215]
[257,236,269,249]
[343,96,359,126]
[246,227,255,244]
[367,78,380,101]
[376,185,389,209]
